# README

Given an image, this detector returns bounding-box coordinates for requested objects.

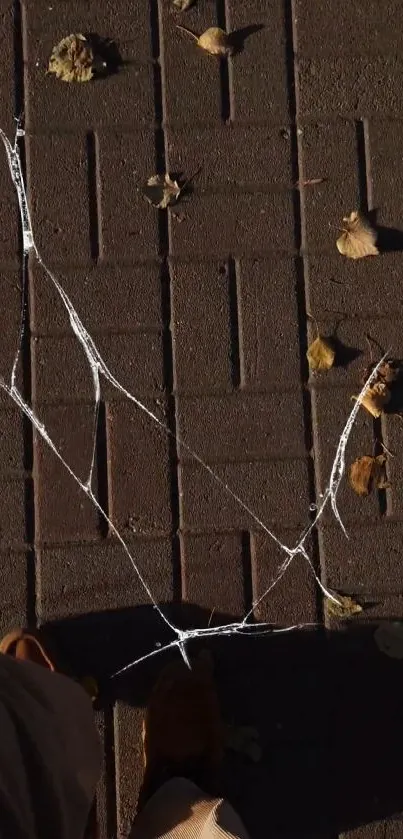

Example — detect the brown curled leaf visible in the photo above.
[325,592,363,619]
[353,381,390,418]
[362,358,401,386]
[336,211,379,260]
[349,454,389,497]
[177,25,234,56]
[143,174,181,209]
[306,336,335,371]
[47,34,95,82]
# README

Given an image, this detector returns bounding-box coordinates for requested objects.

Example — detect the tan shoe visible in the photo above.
[140,650,224,806]
[0,629,56,670]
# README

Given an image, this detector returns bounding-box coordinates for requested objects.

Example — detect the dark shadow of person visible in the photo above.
[44,606,403,838]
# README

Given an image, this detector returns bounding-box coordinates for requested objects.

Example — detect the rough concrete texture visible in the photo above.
[1,1,403,837]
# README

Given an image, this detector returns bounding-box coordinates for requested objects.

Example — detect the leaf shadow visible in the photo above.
[228,24,265,56]
[85,33,124,78]
[332,336,362,369]
[367,209,403,254]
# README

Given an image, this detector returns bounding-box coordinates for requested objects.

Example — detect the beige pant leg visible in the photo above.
[130,778,251,839]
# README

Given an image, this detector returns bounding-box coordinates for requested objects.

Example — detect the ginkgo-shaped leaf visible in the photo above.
[48,34,94,82]
[353,381,390,418]
[143,174,181,209]
[374,622,403,659]
[349,454,389,497]
[336,211,379,259]
[325,592,362,619]
[177,25,233,56]
[306,336,335,371]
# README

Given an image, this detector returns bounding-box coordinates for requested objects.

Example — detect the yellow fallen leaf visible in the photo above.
[325,592,362,619]
[47,34,94,83]
[173,0,195,8]
[177,25,233,56]
[143,174,181,209]
[349,454,389,497]
[336,211,379,259]
[306,336,335,371]
[353,381,390,418]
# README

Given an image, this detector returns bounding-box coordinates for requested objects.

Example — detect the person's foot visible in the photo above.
[140,649,224,807]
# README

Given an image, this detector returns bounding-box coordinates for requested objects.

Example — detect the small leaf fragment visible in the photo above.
[173,0,196,9]
[353,381,390,418]
[336,211,379,259]
[48,34,94,83]
[374,622,403,659]
[325,592,362,619]
[143,174,181,209]
[307,336,335,371]
[349,454,389,497]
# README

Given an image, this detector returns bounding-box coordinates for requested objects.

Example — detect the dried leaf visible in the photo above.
[353,381,390,418]
[374,622,403,659]
[306,336,335,371]
[143,174,181,209]
[48,34,94,83]
[362,358,401,386]
[173,0,196,9]
[325,592,362,619]
[296,177,326,188]
[336,211,379,260]
[349,454,389,497]
[177,25,233,56]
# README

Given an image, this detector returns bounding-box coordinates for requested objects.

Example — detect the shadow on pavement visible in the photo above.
[45,605,403,837]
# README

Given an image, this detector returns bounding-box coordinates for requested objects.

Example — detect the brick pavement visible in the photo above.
[1,1,403,837]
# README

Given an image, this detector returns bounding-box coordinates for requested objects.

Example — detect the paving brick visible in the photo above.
[25,36,154,131]
[237,258,301,388]
[114,703,143,838]
[30,261,163,335]
[298,58,403,120]
[37,538,174,621]
[306,253,403,320]
[28,133,91,264]
[0,149,20,261]
[177,392,306,461]
[160,2,222,126]
[306,317,403,388]
[179,458,310,532]
[99,132,159,263]
[25,1,153,61]
[319,522,403,596]
[369,119,403,229]
[0,409,25,472]
[0,550,28,635]
[181,532,245,616]
[251,531,318,625]
[300,120,359,253]
[166,126,293,187]
[381,414,403,521]
[31,332,164,402]
[168,192,295,258]
[0,2,16,137]
[108,402,172,538]
[34,403,100,543]
[340,818,403,839]
[0,477,26,548]
[171,260,233,393]
[227,0,289,123]
[311,385,379,526]
[295,0,403,56]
